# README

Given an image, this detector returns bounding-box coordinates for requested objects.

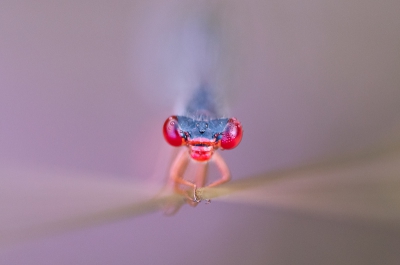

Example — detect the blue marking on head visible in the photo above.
[177,116,228,141]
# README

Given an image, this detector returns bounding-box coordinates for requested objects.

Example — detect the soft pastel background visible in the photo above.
[1,0,400,264]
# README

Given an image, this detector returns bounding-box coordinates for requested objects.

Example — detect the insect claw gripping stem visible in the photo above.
[193,184,202,202]
[193,185,211,204]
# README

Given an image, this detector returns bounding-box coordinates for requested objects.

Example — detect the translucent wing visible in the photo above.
[199,140,400,226]
[0,165,176,246]
[1,138,400,246]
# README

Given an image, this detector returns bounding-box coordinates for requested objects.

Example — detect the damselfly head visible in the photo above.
[163,116,243,161]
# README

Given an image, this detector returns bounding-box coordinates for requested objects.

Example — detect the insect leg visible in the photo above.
[207,151,231,188]
[169,148,193,192]
[194,152,230,202]
[191,161,209,204]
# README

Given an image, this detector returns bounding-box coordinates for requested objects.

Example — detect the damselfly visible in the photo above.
[2,1,400,264]
[159,9,243,210]
[163,86,242,204]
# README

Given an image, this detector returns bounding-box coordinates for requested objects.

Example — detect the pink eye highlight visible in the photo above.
[163,116,183,147]
[220,118,243,150]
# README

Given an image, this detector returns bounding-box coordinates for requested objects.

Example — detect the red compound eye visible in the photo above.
[221,118,243,150]
[163,116,183,147]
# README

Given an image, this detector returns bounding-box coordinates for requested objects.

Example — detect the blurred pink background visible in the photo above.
[1,0,400,264]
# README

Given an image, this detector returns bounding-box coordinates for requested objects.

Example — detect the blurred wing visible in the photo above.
[2,139,400,247]
[0,165,180,246]
[199,141,400,227]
